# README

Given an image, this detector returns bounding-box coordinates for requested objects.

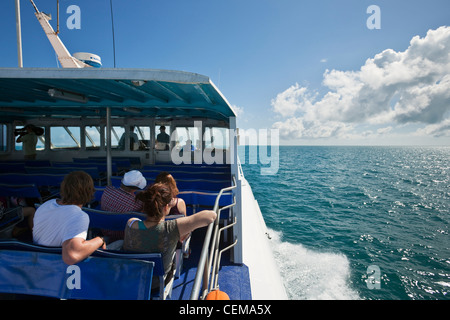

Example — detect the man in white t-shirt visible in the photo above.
[33,171,105,265]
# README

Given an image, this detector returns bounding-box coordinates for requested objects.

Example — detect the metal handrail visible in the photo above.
[204,197,236,296]
[210,217,237,292]
[189,176,237,300]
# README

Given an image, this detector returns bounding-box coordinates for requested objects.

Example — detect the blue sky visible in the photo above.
[1,0,449,145]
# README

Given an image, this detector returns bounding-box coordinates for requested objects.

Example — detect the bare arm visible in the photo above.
[62,236,105,265]
[177,198,187,217]
[176,210,216,240]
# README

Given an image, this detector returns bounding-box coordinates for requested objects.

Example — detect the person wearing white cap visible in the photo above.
[121,170,147,190]
[100,170,147,242]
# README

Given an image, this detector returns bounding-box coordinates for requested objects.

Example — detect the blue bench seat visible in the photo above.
[0,240,155,300]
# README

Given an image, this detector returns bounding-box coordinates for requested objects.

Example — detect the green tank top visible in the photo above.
[123,219,180,276]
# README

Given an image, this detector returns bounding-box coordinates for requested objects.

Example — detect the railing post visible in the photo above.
[231,166,242,264]
[229,117,243,264]
[189,180,237,300]
[189,222,214,300]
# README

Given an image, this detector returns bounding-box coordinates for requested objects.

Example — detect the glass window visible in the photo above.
[112,126,125,149]
[113,125,148,150]
[15,126,45,151]
[85,126,101,150]
[205,127,229,149]
[0,124,7,152]
[155,125,170,150]
[50,126,80,149]
[136,126,150,149]
[173,126,201,151]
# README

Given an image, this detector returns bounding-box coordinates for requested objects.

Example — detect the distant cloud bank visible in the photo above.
[272,26,450,144]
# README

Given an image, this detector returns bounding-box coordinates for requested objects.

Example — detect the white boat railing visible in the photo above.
[189,176,237,300]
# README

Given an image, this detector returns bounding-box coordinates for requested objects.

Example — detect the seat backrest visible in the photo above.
[0,173,65,187]
[88,187,105,208]
[0,183,41,199]
[178,191,232,207]
[83,207,147,231]
[87,157,131,170]
[94,249,165,277]
[142,164,230,173]
[0,207,23,232]
[88,156,141,167]
[110,176,122,187]
[0,240,154,300]
[141,170,229,181]
[25,166,100,180]
[24,160,52,167]
[175,179,230,192]
[0,162,26,174]
[72,159,119,173]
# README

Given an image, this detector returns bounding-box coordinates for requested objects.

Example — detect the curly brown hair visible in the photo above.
[136,183,173,221]
[154,171,179,197]
[60,171,95,205]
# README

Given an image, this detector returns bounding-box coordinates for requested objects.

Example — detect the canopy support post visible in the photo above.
[106,107,112,185]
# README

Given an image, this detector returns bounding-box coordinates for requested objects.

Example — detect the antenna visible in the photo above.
[56,0,59,35]
[110,0,117,68]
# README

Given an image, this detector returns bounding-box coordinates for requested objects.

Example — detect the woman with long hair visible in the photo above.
[123,183,216,284]
[154,171,186,216]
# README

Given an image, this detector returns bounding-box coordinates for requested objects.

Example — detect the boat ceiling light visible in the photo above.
[48,88,88,103]
[123,107,142,114]
[131,80,146,87]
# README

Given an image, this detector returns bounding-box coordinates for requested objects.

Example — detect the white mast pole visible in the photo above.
[15,0,23,67]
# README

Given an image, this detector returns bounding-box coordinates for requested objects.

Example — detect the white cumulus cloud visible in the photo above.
[271,26,450,142]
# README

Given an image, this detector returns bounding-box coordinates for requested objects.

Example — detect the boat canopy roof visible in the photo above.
[0,68,236,123]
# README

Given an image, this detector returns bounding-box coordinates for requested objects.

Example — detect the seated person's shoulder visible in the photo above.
[127,217,141,229]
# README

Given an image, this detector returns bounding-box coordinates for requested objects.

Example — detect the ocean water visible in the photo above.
[239,146,450,300]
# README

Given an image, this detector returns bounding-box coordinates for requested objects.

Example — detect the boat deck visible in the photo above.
[171,227,252,300]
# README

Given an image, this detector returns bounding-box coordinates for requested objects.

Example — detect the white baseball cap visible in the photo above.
[122,170,147,189]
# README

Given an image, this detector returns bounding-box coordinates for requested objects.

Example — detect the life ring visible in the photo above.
[206,290,230,300]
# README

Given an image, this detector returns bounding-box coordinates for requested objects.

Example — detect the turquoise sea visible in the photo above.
[239,146,449,300]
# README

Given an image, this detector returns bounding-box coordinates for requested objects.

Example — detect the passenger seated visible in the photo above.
[33,171,106,265]
[154,171,186,216]
[100,170,147,241]
[1,196,36,240]
[123,183,216,287]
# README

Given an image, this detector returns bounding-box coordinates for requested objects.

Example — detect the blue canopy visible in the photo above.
[0,68,236,122]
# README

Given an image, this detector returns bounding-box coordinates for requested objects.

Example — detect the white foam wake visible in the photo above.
[267,229,360,300]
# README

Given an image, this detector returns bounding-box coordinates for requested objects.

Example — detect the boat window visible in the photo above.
[119,125,150,150]
[136,126,150,149]
[50,126,80,150]
[115,125,147,150]
[15,126,45,151]
[205,127,229,150]
[0,124,7,152]
[112,126,125,149]
[85,126,101,150]
[173,127,201,151]
[155,124,170,150]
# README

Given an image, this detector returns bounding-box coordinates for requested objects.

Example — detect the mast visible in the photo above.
[15,0,23,67]
[29,0,89,68]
